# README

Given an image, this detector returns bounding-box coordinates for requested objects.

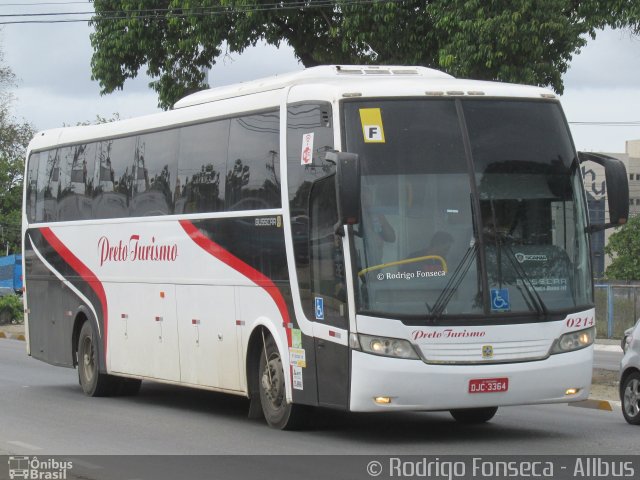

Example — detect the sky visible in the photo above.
[1,2,640,153]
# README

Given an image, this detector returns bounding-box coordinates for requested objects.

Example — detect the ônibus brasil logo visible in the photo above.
[8,456,73,480]
[98,234,178,266]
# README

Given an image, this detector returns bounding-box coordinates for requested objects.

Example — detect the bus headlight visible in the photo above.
[550,327,595,354]
[358,334,420,360]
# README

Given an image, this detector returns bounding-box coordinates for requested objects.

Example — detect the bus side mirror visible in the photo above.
[327,151,360,229]
[579,152,630,232]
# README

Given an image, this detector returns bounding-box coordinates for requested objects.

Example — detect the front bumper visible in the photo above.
[349,346,592,412]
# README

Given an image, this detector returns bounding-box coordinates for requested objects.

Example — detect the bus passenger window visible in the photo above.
[131,131,178,217]
[93,137,135,219]
[176,120,229,214]
[226,111,280,211]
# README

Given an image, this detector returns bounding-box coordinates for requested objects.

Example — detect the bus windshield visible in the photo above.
[344,99,591,320]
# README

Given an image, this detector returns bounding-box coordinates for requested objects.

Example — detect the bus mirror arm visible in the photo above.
[578,152,629,231]
[328,151,361,232]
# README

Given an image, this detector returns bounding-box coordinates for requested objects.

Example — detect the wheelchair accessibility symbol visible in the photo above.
[490,288,510,312]
[315,297,324,320]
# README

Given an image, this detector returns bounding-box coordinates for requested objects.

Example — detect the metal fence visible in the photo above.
[594,283,640,339]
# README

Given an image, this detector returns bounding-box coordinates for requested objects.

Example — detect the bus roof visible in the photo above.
[27,65,556,153]
[173,65,454,108]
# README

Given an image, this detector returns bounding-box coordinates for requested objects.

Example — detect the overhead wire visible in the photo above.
[0,0,407,24]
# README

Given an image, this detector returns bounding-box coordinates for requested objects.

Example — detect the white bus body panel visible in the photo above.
[39,218,290,395]
[350,310,595,411]
[176,285,239,390]
[350,345,592,411]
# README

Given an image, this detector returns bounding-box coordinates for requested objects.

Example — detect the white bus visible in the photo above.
[22,65,628,429]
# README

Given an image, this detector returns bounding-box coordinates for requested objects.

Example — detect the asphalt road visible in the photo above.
[0,338,636,462]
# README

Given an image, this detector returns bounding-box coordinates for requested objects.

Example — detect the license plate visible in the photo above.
[468,377,509,394]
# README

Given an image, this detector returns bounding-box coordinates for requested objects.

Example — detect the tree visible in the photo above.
[90,0,640,109]
[0,48,35,254]
[605,215,640,280]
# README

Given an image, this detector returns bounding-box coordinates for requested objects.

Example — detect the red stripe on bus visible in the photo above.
[39,227,109,356]
[179,220,292,348]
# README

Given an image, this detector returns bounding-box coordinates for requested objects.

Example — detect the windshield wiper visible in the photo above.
[503,244,549,318]
[485,198,547,317]
[429,242,478,318]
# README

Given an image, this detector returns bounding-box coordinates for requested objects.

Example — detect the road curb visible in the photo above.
[0,331,25,341]
[594,344,622,353]
[569,399,621,411]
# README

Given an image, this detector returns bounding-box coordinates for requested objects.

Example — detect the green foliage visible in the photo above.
[0,294,23,324]
[0,48,35,253]
[605,215,640,280]
[90,0,640,109]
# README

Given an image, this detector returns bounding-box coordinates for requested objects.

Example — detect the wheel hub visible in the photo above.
[261,356,284,406]
[624,378,640,418]
[82,337,95,382]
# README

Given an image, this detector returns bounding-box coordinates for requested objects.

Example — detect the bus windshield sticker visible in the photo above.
[359,108,386,143]
[301,132,314,165]
[289,348,306,368]
[293,366,304,390]
[490,288,511,312]
[314,297,324,320]
[292,329,302,349]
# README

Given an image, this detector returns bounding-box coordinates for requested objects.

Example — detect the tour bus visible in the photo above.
[22,65,629,429]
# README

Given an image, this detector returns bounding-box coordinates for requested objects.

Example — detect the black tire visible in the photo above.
[450,406,498,424]
[258,335,305,429]
[77,320,114,396]
[621,371,640,425]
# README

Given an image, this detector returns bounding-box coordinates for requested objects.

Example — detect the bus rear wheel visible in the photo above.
[449,406,498,424]
[258,334,304,429]
[77,321,114,397]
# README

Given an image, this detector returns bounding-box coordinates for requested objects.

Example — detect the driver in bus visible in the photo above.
[361,188,396,266]
[404,231,454,273]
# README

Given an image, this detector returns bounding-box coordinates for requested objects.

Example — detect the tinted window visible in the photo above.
[286,102,337,321]
[309,175,346,328]
[176,120,229,214]
[463,100,576,173]
[343,99,467,176]
[93,137,135,218]
[226,111,280,210]
[131,131,178,216]
[56,144,97,221]
[26,152,40,222]
[37,149,59,222]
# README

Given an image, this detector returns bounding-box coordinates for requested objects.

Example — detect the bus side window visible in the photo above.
[131,131,178,217]
[56,145,96,221]
[26,152,40,222]
[176,120,229,214]
[39,149,60,222]
[93,137,135,219]
[226,111,280,211]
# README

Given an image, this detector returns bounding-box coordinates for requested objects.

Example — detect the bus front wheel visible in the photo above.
[449,406,498,424]
[258,334,305,429]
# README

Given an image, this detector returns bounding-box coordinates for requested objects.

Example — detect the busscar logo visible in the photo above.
[515,252,548,263]
[8,456,73,480]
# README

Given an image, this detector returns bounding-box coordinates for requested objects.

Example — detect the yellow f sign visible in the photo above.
[359,108,386,143]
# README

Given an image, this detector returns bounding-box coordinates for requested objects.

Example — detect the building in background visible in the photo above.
[582,139,640,279]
